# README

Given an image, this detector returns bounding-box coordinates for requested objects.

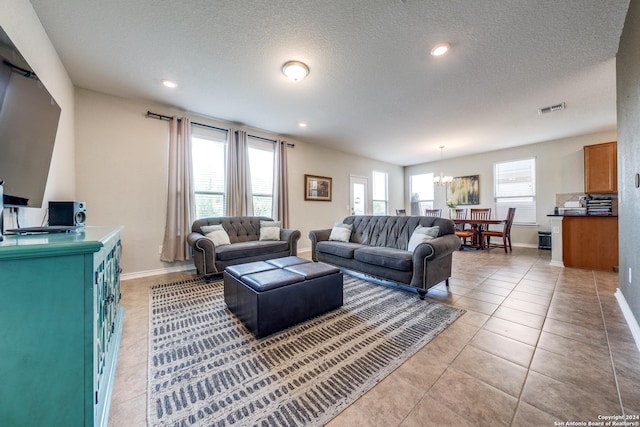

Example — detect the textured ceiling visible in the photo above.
[29,0,630,166]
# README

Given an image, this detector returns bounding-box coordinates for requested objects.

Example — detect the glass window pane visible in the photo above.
[195,194,225,218]
[372,171,388,215]
[410,173,434,215]
[192,133,227,219]
[248,138,274,216]
[192,137,225,193]
[494,158,536,224]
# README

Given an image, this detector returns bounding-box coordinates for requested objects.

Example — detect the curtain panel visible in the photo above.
[275,140,290,228]
[226,129,253,216]
[160,116,195,262]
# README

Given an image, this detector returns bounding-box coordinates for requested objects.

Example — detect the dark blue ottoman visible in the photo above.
[223,256,343,338]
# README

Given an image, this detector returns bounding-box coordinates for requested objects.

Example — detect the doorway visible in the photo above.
[350,175,368,215]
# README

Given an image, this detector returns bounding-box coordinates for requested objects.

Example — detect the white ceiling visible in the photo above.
[29,0,629,166]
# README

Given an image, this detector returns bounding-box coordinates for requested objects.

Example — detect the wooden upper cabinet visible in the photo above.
[584,141,617,193]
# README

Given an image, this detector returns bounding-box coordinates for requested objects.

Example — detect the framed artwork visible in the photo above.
[304,174,332,201]
[450,175,480,205]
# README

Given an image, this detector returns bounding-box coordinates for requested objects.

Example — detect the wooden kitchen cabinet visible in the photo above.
[562,216,618,271]
[584,141,617,193]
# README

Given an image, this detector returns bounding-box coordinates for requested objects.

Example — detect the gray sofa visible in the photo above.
[187,216,301,276]
[309,215,460,298]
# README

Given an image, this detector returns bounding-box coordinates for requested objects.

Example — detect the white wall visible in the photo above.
[404,129,618,246]
[0,0,75,227]
[74,89,404,275]
[287,138,405,252]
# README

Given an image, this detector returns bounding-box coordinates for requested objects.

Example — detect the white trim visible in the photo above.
[615,289,640,353]
[512,243,538,249]
[549,260,565,268]
[121,264,196,281]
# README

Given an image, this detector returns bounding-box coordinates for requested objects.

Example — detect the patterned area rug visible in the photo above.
[148,275,464,426]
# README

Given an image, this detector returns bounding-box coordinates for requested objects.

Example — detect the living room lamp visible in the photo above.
[434,146,453,186]
[282,61,309,81]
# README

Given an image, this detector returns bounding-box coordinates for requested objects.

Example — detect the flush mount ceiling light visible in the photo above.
[434,146,453,186]
[430,42,451,57]
[161,79,178,88]
[298,122,308,128]
[282,61,309,81]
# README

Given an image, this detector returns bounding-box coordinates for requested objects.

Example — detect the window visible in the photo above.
[248,137,275,217]
[192,127,227,218]
[494,158,536,224]
[410,173,434,215]
[372,171,388,215]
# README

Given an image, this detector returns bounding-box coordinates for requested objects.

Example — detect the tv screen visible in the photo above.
[0,25,61,208]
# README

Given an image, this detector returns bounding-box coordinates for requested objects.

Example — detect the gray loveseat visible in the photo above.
[187,216,301,276]
[309,215,460,298]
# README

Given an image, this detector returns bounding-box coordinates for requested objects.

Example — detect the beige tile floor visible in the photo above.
[108,248,640,426]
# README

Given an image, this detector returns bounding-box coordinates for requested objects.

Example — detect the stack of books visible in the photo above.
[586,196,612,215]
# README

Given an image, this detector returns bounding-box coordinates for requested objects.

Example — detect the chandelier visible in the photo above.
[434,146,453,186]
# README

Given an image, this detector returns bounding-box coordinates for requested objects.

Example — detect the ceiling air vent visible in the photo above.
[538,102,566,115]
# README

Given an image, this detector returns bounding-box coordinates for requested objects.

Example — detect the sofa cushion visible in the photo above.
[215,240,289,261]
[316,241,362,259]
[259,220,281,241]
[407,225,439,252]
[354,246,413,271]
[201,224,231,247]
[329,222,353,242]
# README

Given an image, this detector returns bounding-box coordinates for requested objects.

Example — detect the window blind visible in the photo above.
[494,158,536,224]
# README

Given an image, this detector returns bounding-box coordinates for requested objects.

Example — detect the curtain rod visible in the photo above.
[145,111,294,147]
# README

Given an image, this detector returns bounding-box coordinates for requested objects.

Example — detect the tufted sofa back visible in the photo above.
[341,215,455,250]
[192,216,274,243]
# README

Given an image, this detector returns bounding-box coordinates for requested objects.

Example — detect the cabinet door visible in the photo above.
[584,142,617,193]
[562,217,618,271]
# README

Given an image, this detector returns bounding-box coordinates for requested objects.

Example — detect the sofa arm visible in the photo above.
[410,234,461,291]
[187,232,218,275]
[308,229,332,261]
[281,228,302,255]
[413,234,461,261]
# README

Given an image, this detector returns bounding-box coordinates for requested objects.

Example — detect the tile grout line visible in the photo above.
[508,258,561,426]
[592,270,625,416]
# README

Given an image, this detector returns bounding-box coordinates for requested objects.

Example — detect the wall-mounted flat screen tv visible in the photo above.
[0,25,61,208]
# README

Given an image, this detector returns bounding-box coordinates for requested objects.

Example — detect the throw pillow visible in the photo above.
[201,224,231,247]
[260,220,281,241]
[407,225,439,252]
[329,222,353,242]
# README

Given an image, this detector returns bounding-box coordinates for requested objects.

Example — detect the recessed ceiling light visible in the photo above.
[282,61,309,82]
[430,43,451,57]
[299,123,307,128]
[161,79,178,88]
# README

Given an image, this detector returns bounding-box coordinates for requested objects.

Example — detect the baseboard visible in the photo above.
[512,243,539,249]
[549,260,565,268]
[615,288,640,353]
[121,264,196,281]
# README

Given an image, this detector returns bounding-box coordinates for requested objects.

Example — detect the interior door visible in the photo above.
[350,175,368,215]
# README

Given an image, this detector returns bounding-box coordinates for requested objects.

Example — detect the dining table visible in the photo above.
[453,218,506,249]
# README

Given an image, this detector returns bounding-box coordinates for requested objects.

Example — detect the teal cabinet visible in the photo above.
[0,226,124,426]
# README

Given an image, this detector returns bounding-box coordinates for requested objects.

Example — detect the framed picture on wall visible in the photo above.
[450,175,480,205]
[304,174,332,201]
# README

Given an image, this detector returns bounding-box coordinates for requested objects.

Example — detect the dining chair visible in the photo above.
[455,208,491,247]
[470,208,491,220]
[453,209,473,247]
[396,209,407,216]
[482,208,516,252]
[424,209,441,217]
